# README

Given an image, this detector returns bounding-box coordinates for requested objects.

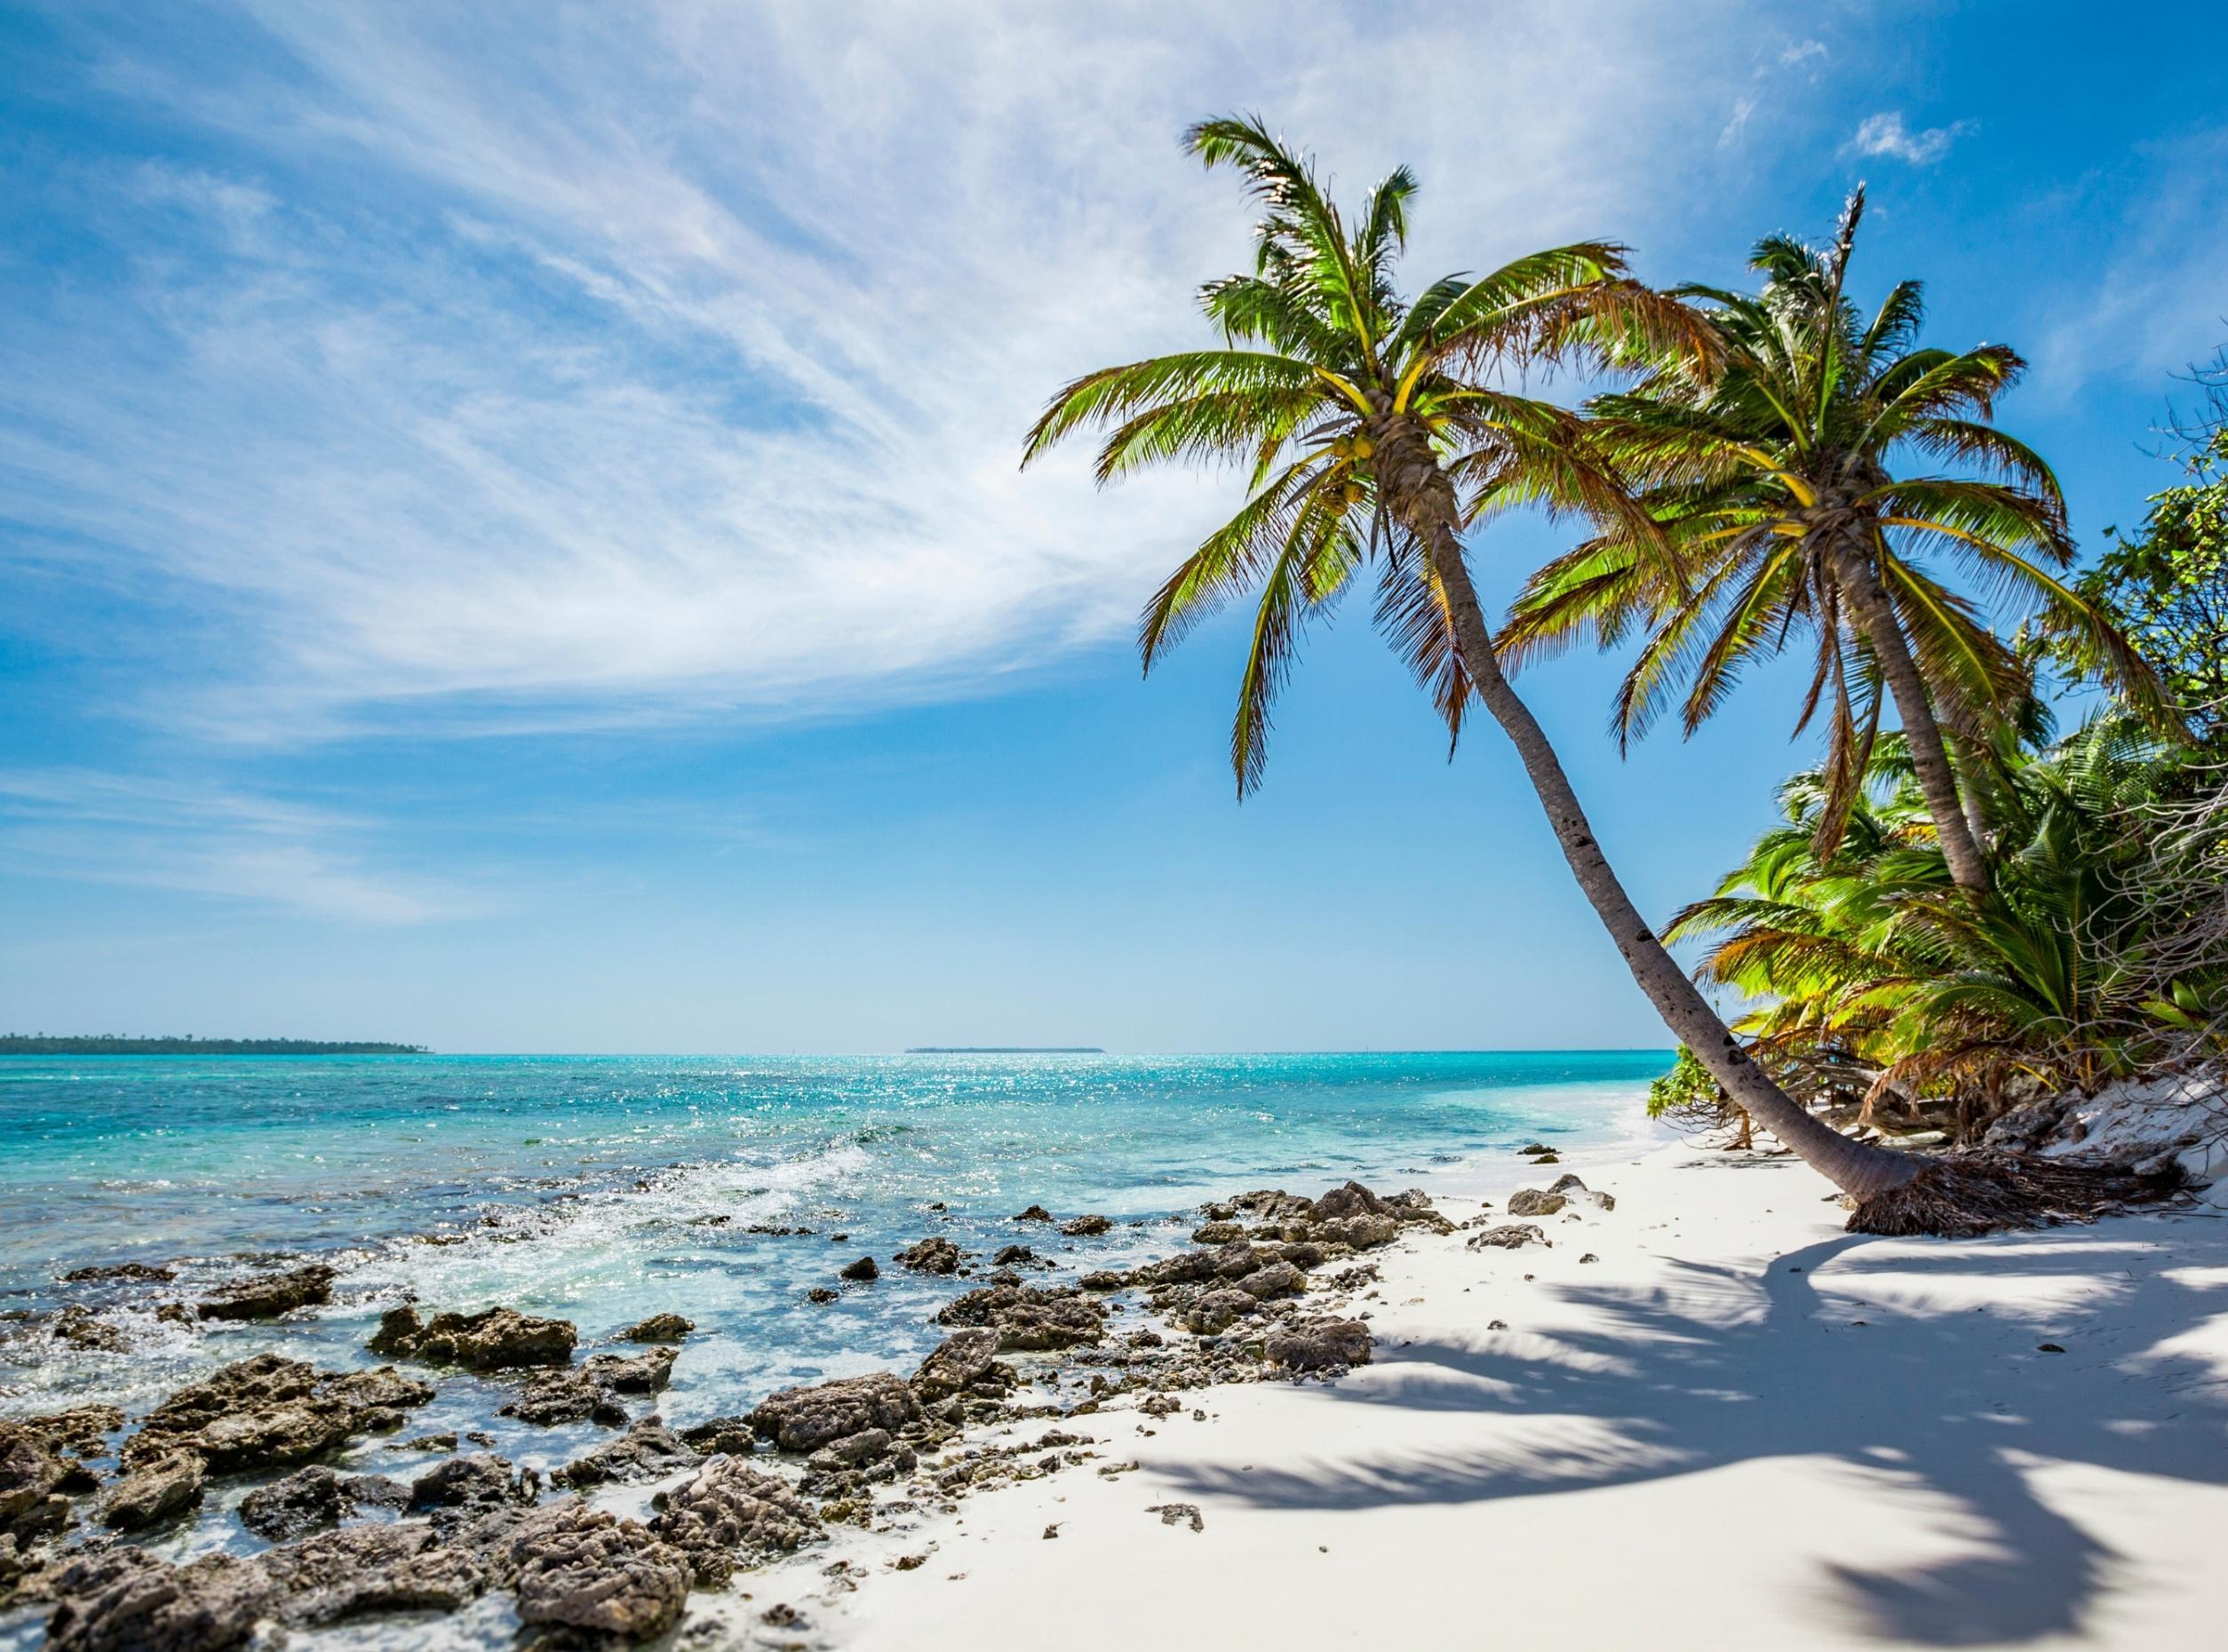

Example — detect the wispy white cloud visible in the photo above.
[1780,40,1826,69]
[1719,97,1758,150]
[0,771,485,923]
[1848,110,1975,165]
[1,0,1781,744]
[2029,125,2228,396]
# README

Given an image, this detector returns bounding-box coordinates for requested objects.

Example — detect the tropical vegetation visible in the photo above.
[1665,718,2225,1146]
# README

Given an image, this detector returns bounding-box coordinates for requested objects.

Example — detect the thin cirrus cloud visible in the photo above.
[1847,110,1976,165]
[0,771,482,924]
[3,0,1789,747]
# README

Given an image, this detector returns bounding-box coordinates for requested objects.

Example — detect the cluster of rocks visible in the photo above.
[107,1355,435,1532]
[3,1258,344,1364]
[500,1346,677,1427]
[27,1469,698,1650]
[1462,1173,1614,1251]
[365,1303,679,1427]
[5,1173,1459,1648]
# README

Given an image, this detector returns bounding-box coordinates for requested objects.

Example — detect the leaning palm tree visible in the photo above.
[1500,188,2161,894]
[1021,117,1923,1208]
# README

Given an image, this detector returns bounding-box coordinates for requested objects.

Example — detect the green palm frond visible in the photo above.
[1027,115,1707,795]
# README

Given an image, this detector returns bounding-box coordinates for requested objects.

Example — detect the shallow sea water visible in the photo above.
[0,1051,1666,1644]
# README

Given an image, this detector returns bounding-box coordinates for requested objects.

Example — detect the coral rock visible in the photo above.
[367,1305,576,1370]
[748,1373,920,1454]
[651,1455,822,1586]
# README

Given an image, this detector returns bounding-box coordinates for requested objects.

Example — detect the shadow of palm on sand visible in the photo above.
[1160,1217,2228,1645]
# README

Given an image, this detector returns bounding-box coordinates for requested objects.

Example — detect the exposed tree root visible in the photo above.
[1848,1152,2191,1238]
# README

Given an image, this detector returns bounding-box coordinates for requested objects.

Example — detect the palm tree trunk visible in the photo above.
[1382,457,1918,1198]
[1831,544,1992,896]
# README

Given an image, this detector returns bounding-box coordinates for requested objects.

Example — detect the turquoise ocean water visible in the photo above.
[0,1052,1667,1432]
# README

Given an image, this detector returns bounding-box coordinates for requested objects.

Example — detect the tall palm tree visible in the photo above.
[1500,189,2160,894]
[1021,117,1920,1203]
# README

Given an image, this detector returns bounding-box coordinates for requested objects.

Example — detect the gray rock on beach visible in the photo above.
[910,1328,1019,1404]
[651,1455,823,1585]
[1467,1223,1548,1251]
[1506,1187,1566,1218]
[1182,1289,1260,1336]
[1265,1318,1373,1371]
[1550,1173,1616,1211]
[1235,1260,1304,1299]
[503,1499,691,1643]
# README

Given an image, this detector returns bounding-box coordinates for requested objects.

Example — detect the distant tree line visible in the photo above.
[0,1036,431,1055]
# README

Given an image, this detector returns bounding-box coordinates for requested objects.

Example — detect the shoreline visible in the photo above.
[737,1141,2228,1650]
[7,1132,2224,1648]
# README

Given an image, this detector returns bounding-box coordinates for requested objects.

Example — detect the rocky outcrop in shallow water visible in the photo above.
[195,1263,335,1322]
[408,1453,537,1534]
[41,1548,271,1652]
[259,1520,489,1626]
[119,1355,434,1476]
[368,1305,577,1370]
[1,1431,80,1548]
[20,1173,1451,1648]
[617,1312,693,1342]
[553,1418,696,1489]
[235,1465,408,1541]
[60,1262,176,1285]
[499,1344,674,1427]
[98,1452,206,1531]
[677,1416,756,1457]
[895,1236,962,1274]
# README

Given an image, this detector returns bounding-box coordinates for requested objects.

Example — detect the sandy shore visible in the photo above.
[732,1141,2228,1650]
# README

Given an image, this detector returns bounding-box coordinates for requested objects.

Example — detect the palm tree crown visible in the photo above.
[1500,187,2160,888]
[1022,115,1691,793]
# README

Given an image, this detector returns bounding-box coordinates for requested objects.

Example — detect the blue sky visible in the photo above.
[2,2,2223,1052]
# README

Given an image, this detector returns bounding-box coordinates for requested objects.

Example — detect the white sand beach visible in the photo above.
[733,1143,2228,1651]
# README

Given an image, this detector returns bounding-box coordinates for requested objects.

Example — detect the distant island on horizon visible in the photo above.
[903,1045,1107,1054]
[0,1035,432,1055]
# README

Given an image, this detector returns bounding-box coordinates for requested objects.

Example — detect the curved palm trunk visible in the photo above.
[1379,441,1918,1199]
[1831,545,1992,896]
